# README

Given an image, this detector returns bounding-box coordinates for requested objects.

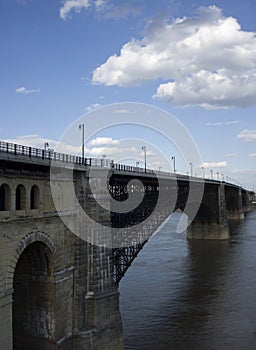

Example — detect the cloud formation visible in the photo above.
[60,0,139,20]
[16,86,40,94]
[237,129,256,142]
[202,161,227,168]
[85,103,102,111]
[89,136,119,146]
[60,0,90,20]
[92,5,256,109]
[207,120,241,126]
[4,135,55,149]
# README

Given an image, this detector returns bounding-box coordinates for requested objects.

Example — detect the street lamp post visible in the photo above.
[201,166,205,178]
[79,123,85,163]
[44,142,49,159]
[172,156,176,174]
[189,162,193,177]
[44,142,49,152]
[142,146,146,173]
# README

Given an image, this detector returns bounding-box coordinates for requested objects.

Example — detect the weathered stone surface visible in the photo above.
[0,162,124,350]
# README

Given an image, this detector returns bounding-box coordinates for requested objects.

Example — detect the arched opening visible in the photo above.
[30,185,40,209]
[16,184,26,211]
[13,242,55,350]
[0,183,11,211]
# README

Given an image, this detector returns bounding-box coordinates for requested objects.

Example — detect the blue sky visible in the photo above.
[1,0,256,189]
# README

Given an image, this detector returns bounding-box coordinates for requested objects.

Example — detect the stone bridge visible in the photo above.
[0,141,254,350]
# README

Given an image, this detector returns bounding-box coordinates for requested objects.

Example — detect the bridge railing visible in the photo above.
[0,140,113,168]
[113,163,174,177]
[0,140,246,187]
[0,140,174,176]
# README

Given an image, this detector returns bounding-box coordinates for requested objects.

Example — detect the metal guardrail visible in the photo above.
[0,140,172,176]
[0,141,248,188]
[0,140,113,167]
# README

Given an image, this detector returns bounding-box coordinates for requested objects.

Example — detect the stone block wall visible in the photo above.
[0,165,123,350]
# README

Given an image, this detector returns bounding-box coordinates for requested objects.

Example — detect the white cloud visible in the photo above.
[89,137,119,146]
[207,120,241,126]
[92,5,256,109]
[60,0,139,20]
[4,135,81,155]
[249,153,256,157]
[95,0,105,9]
[202,161,227,168]
[237,129,256,142]
[100,3,141,19]
[16,86,40,94]
[206,122,223,126]
[85,103,102,111]
[60,0,90,20]
[4,135,53,148]
[140,150,155,156]
[88,146,137,157]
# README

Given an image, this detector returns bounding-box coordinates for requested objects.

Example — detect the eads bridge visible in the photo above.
[0,141,254,350]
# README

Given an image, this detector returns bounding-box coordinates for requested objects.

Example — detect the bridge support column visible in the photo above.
[227,187,245,220]
[73,168,124,350]
[187,221,229,240]
[187,183,229,240]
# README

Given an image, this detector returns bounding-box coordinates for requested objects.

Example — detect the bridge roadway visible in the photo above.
[0,141,254,350]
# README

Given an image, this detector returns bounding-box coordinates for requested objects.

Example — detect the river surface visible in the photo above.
[119,210,256,350]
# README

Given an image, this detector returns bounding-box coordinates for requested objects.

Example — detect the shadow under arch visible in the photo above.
[12,232,57,350]
[0,183,11,211]
[30,184,40,210]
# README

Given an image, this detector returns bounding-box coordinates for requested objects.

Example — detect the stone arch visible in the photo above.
[0,183,11,211]
[15,184,26,210]
[7,230,57,288]
[30,184,40,209]
[12,231,57,350]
